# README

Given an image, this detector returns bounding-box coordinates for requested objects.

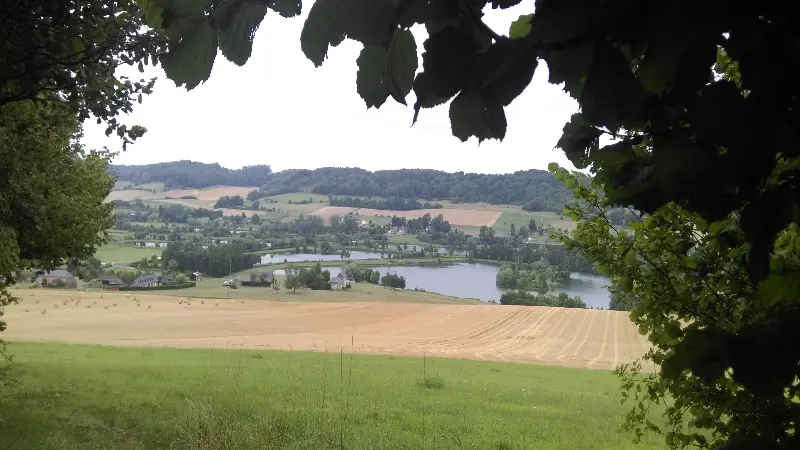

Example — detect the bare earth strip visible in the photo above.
[105,186,256,203]
[356,208,502,227]
[4,291,647,370]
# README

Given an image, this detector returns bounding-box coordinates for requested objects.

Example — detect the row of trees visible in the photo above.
[329,196,442,211]
[499,291,586,309]
[390,214,451,234]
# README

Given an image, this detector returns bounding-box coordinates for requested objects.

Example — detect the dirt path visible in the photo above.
[4,291,647,370]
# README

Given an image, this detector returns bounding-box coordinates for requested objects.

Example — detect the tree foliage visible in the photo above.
[0,100,115,334]
[553,166,800,449]
[0,0,163,147]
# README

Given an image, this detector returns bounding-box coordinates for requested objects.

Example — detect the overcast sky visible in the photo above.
[83,0,579,174]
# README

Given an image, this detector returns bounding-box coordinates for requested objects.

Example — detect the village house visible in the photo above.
[94,275,123,288]
[34,269,77,288]
[329,274,348,290]
[131,273,159,288]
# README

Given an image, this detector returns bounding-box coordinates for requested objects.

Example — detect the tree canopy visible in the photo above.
[0,0,162,146]
[138,1,800,448]
[0,100,115,333]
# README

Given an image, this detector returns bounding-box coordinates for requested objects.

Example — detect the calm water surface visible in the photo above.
[264,255,611,308]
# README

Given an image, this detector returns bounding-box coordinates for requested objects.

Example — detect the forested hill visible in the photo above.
[112,162,573,212]
[256,167,572,212]
[110,161,273,189]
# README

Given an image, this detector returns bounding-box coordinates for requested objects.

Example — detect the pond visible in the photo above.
[371,263,611,308]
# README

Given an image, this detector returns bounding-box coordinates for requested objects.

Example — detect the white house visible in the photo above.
[157,242,168,248]
[144,242,156,248]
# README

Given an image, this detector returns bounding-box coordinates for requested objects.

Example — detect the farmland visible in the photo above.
[0,342,663,450]
[4,290,647,369]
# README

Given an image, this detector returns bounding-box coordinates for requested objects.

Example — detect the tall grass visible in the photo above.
[0,343,664,449]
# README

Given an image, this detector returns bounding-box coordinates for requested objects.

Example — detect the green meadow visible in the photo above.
[0,343,663,450]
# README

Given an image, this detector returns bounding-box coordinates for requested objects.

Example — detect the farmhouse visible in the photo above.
[35,269,77,288]
[94,276,123,288]
[132,273,159,288]
[329,274,347,290]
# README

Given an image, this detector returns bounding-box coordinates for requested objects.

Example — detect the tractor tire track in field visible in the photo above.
[4,291,648,370]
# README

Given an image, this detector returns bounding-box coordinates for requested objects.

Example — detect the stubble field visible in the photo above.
[3,290,647,369]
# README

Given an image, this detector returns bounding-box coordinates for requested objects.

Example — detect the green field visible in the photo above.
[0,343,663,450]
[113,180,135,190]
[94,243,163,264]
[387,233,428,246]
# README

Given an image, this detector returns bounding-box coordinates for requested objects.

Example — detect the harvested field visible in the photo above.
[357,208,502,227]
[5,291,648,369]
[105,185,256,203]
[309,205,358,220]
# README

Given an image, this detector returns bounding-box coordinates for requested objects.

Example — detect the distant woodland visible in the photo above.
[111,162,573,212]
[111,161,273,189]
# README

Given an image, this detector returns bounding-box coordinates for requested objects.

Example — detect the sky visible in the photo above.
[83,0,580,175]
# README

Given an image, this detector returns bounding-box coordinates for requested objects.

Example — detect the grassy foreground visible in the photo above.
[0,343,662,450]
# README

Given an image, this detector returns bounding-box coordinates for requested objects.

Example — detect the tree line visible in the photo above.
[111,161,273,189]
[214,195,245,209]
[499,291,586,309]
[245,167,573,212]
[329,196,443,211]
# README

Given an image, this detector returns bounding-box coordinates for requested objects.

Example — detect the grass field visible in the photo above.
[94,243,163,264]
[0,343,663,450]
[387,233,428,246]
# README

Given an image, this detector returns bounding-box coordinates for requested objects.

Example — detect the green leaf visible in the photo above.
[509,14,533,40]
[218,4,268,66]
[682,327,733,383]
[708,220,726,237]
[137,0,164,29]
[637,34,685,95]
[387,30,418,105]
[449,91,507,143]
[160,18,219,90]
[543,43,594,99]
[555,113,602,169]
[580,42,642,129]
[683,256,697,269]
[356,45,390,109]
[755,270,800,308]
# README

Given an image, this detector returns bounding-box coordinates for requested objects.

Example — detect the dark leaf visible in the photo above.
[420,27,481,100]
[543,42,593,99]
[268,0,302,18]
[412,72,450,124]
[490,0,521,9]
[160,18,219,90]
[580,42,642,129]
[218,3,268,66]
[527,0,601,44]
[387,30,418,105]
[300,0,346,67]
[449,91,507,143]
[555,113,602,169]
[681,327,733,383]
[356,45,390,108]
[477,39,539,107]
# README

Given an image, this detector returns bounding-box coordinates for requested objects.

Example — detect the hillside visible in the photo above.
[110,161,272,189]
[112,162,574,212]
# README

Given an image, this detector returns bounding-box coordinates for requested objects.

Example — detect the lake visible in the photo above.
[269,259,611,308]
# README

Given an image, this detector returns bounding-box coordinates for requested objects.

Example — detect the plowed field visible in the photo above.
[5,291,648,369]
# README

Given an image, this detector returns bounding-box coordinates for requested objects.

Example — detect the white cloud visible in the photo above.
[83,0,579,174]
